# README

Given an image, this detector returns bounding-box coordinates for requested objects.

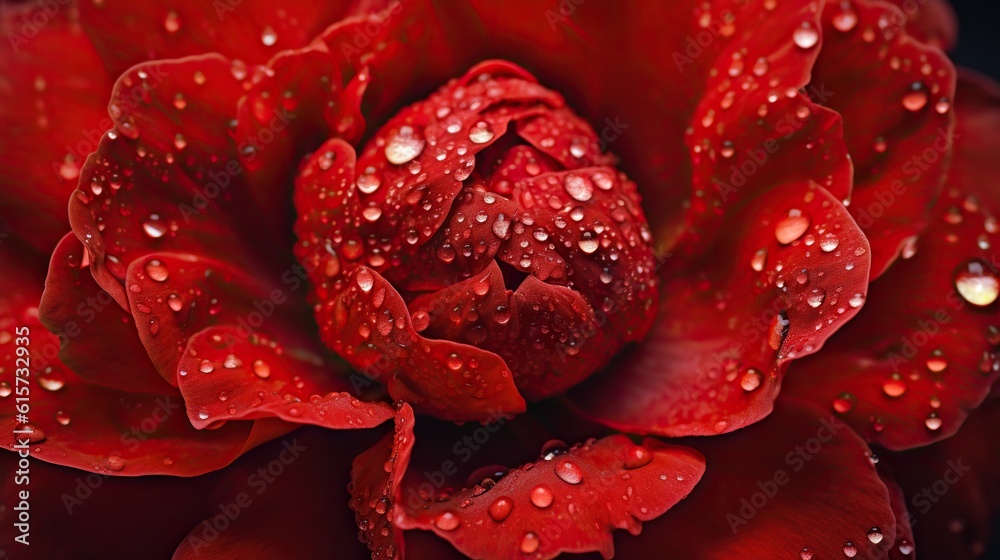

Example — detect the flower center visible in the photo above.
[294,60,659,405]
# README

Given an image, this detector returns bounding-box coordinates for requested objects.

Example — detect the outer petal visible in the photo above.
[77,0,361,78]
[571,181,871,436]
[812,0,956,278]
[883,0,958,50]
[613,400,899,559]
[39,233,172,395]
[0,3,109,253]
[782,71,1000,450]
[1,239,288,476]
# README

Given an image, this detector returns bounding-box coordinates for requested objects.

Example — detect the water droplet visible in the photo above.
[623,445,654,469]
[38,370,65,391]
[954,258,999,306]
[903,82,929,112]
[554,460,583,484]
[867,527,884,544]
[529,485,553,508]
[819,233,840,252]
[106,455,126,472]
[199,359,215,374]
[775,209,810,244]
[882,374,907,397]
[362,206,382,222]
[261,25,277,46]
[832,392,855,413]
[384,126,425,165]
[145,259,169,282]
[843,540,858,557]
[164,10,181,33]
[740,368,763,392]
[468,121,495,144]
[848,293,864,308]
[832,6,858,32]
[55,410,71,426]
[926,349,948,373]
[793,23,820,49]
[520,532,540,554]
[564,175,594,202]
[898,539,914,555]
[167,293,184,312]
[446,354,463,371]
[434,511,460,531]
[173,133,187,151]
[143,215,167,238]
[578,238,599,254]
[252,359,271,379]
[807,288,826,308]
[924,412,942,431]
[488,497,513,522]
[799,547,814,560]
[356,268,375,292]
[198,409,210,420]
[357,173,381,194]
[0,381,11,398]
[751,248,767,271]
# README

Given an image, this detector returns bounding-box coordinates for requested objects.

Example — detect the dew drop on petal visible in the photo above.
[775,209,810,244]
[488,497,513,522]
[529,485,553,508]
[925,412,942,431]
[434,511,460,531]
[867,527,884,544]
[740,368,763,392]
[520,532,540,554]
[843,541,858,558]
[145,259,169,282]
[832,392,855,413]
[252,359,271,379]
[954,258,999,307]
[384,126,425,165]
[902,82,929,112]
[554,460,584,484]
[793,22,820,49]
[468,121,495,144]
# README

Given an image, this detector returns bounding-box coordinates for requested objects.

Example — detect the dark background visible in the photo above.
[949,0,1000,80]
[948,2,1000,558]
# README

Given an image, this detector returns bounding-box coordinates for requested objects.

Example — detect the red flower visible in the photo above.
[0,1,997,559]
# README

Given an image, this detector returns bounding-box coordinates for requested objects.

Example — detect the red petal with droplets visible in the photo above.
[883,0,958,50]
[812,0,956,279]
[782,72,1000,450]
[0,4,109,254]
[571,181,871,436]
[68,55,283,310]
[877,464,918,560]
[396,435,704,560]
[349,403,415,559]
[1,242,289,476]
[39,234,172,395]
[176,325,393,430]
[886,400,1000,559]
[613,400,898,559]
[320,266,525,422]
[77,0,360,78]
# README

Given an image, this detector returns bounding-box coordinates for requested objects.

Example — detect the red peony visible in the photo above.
[1,0,998,558]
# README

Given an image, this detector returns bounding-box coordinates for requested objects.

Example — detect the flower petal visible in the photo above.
[396,435,704,560]
[77,0,359,77]
[571,181,871,436]
[781,72,1000,450]
[812,0,956,278]
[39,233,172,395]
[883,0,958,50]
[176,325,393,430]
[0,3,109,253]
[613,400,899,559]
[68,55,283,310]
[1,240,288,476]
[349,403,414,559]
[320,265,526,422]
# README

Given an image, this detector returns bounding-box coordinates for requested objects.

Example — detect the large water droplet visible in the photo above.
[143,215,167,238]
[954,258,999,307]
[356,268,375,292]
[252,359,271,379]
[924,412,942,431]
[902,83,929,112]
[843,540,858,557]
[384,126,425,165]
[740,368,763,392]
[468,121,495,144]
[793,23,820,49]
[554,460,583,485]
[623,445,654,469]
[38,370,65,391]
[882,374,907,398]
[867,527,884,544]
[488,497,513,522]
[564,175,594,202]
[529,485,553,508]
[434,511,460,531]
[520,532,540,554]
[145,259,169,282]
[775,209,810,244]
